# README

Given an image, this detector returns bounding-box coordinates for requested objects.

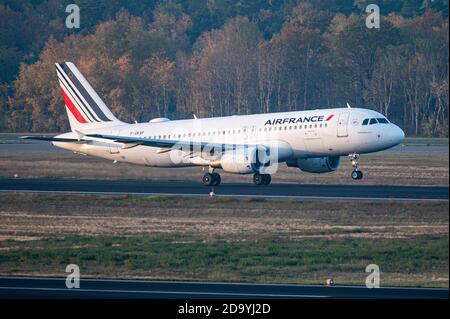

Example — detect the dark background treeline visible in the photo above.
[0,0,448,136]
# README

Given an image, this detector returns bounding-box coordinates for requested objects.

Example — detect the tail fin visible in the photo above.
[55,62,123,131]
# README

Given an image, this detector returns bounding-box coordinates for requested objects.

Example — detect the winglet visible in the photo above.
[347,102,351,108]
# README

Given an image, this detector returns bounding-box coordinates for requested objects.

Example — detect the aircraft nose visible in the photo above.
[391,124,405,145]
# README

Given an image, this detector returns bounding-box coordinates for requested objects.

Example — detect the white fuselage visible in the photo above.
[53,107,405,171]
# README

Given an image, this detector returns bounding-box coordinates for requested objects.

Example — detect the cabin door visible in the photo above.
[337,112,350,137]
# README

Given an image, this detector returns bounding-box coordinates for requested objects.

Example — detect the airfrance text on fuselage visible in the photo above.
[264,115,333,126]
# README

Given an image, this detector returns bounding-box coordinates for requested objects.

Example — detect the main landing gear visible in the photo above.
[253,173,271,186]
[349,153,363,180]
[202,171,272,186]
[202,172,221,186]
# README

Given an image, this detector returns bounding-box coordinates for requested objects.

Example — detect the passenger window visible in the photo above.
[362,119,369,125]
[369,118,378,125]
[377,118,389,124]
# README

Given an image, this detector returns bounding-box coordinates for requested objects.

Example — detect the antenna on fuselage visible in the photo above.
[346,102,352,109]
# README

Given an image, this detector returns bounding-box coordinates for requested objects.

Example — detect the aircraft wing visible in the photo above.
[20,136,87,143]
[85,133,240,151]
[21,134,244,151]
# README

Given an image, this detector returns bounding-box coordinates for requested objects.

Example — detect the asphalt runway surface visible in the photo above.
[0,140,448,153]
[0,178,448,201]
[0,277,447,299]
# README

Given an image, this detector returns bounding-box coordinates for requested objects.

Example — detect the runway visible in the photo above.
[0,178,447,201]
[0,277,447,299]
[1,139,448,153]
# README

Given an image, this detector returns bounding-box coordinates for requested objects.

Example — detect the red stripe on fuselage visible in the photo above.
[325,114,334,121]
[61,88,88,123]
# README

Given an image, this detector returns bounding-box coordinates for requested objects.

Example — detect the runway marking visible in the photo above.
[0,286,328,298]
[0,189,447,202]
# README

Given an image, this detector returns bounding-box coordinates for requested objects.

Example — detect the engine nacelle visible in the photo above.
[219,147,264,174]
[287,156,340,173]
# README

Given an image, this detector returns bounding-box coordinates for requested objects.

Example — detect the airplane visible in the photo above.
[21,62,405,186]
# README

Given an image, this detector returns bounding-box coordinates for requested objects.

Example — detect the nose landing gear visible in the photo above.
[349,153,363,180]
[351,170,363,180]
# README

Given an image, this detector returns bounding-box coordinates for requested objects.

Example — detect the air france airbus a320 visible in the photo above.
[22,62,405,186]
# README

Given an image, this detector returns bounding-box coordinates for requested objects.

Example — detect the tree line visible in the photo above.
[0,1,448,136]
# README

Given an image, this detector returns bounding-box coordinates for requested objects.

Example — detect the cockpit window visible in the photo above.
[362,117,388,125]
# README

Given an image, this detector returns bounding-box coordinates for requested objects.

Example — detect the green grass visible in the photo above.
[0,193,447,287]
[0,234,447,287]
[403,137,449,146]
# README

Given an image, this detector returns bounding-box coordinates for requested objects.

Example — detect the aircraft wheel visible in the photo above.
[212,173,221,186]
[357,171,363,179]
[202,173,214,186]
[262,174,271,185]
[351,170,363,180]
[253,173,264,185]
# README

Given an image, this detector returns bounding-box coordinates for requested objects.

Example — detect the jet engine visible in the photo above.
[218,146,268,174]
[287,156,340,173]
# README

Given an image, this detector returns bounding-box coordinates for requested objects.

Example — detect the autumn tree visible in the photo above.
[2,2,448,136]
[191,16,262,117]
